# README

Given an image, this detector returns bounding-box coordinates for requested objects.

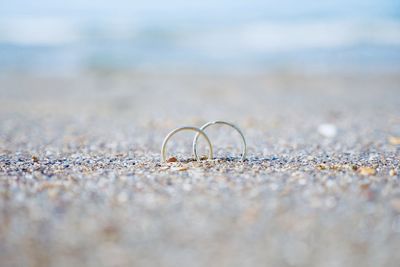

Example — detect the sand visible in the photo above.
[0,70,400,267]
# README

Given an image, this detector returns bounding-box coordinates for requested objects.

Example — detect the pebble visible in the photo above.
[389,169,397,176]
[318,123,338,138]
[358,166,376,176]
[171,166,189,171]
[167,157,178,163]
[388,136,400,145]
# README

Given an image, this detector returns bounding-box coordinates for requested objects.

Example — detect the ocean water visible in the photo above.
[0,0,399,73]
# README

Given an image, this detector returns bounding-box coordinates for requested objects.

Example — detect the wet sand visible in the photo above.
[0,70,400,267]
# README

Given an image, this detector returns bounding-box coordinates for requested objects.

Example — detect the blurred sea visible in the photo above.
[0,0,399,73]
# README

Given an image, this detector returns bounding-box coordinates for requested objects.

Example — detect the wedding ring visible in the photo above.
[161,126,213,162]
[193,121,247,161]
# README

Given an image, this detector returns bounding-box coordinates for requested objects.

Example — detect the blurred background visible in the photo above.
[1,0,400,74]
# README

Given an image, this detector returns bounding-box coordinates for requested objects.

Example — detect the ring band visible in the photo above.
[193,121,247,161]
[161,126,213,162]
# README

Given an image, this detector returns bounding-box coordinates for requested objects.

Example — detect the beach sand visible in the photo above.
[1,70,400,267]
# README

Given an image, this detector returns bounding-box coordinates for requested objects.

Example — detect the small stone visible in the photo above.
[316,164,327,170]
[167,157,178,163]
[358,166,376,176]
[329,164,342,171]
[171,165,189,171]
[388,136,400,145]
[159,166,169,171]
[32,156,39,162]
[318,123,337,138]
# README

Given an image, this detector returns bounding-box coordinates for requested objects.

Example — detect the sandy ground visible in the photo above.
[0,70,400,267]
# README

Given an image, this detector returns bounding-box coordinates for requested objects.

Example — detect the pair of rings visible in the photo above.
[161,121,247,162]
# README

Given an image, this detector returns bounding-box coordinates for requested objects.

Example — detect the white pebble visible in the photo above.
[318,123,337,138]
